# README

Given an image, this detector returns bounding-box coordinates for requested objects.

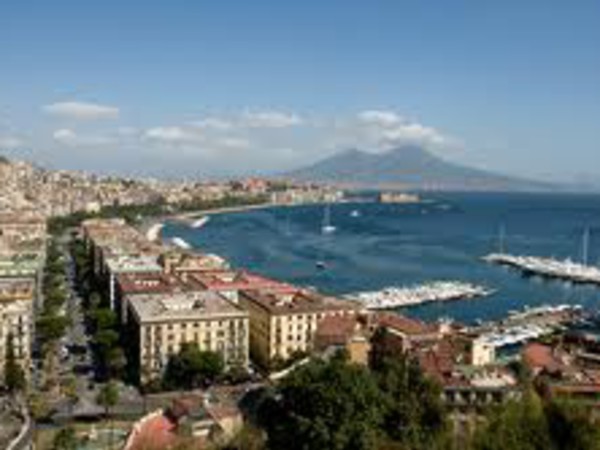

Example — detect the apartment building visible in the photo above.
[0,278,34,383]
[239,288,359,367]
[126,290,249,384]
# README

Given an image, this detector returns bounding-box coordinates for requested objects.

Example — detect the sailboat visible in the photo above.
[582,226,590,265]
[321,204,336,234]
[498,223,506,254]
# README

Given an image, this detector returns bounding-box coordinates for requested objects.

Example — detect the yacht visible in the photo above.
[321,204,336,234]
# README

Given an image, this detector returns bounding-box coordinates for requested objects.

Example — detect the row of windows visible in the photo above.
[144,319,247,336]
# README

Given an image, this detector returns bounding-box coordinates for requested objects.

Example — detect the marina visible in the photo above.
[347,281,494,310]
[472,304,584,349]
[483,253,600,286]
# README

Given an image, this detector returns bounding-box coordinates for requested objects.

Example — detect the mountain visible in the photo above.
[284,146,557,191]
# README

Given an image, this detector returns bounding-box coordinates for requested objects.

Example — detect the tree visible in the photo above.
[62,375,79,414]
[96,380,120,417]
[372,355,449,449]
[53,426,78,450]
[471,390,552,450]
[28,392,51,421]
[163,345,224,390]
[36,314,69,345]
[258,358,385,450]
[4,333,26,393]
[545,400,600,450]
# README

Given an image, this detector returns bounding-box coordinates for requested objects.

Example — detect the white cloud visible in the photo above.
[216,137,252,150]
[356,109,449,148]
[43,101,119,120]
[358,110,404,127]
[53,128,77,144]
[0,135,23,149]
[241,110,303,128]
[144,126,203,144]
[190,118,233,131]
[52,128,112,147]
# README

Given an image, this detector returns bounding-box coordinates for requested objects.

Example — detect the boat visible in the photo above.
[172,237,191,249]
[321,204,336,234]
[191,216,210,229]
[350,210,360,218]
[315,260,327,270]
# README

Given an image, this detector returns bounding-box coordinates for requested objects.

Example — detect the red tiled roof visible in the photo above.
[187,269,296,292]
[375,313,434,336]
[315,315,358,347]
[523,343,562,373]
[127,413,178,450]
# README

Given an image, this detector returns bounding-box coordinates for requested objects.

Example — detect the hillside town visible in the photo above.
[1,155,600,449]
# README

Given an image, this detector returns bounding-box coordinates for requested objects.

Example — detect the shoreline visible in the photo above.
[145,200,336,243]
[144,201,286,242]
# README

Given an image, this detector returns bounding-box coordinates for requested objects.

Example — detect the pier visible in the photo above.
[471,304,583,349]
[483,253,600,285]
[347,281,494,310]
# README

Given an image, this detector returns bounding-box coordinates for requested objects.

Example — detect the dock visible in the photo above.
[471,304,584,349]
[483,253,600,286]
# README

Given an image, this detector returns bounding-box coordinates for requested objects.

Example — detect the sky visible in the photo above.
[0,1,599,181]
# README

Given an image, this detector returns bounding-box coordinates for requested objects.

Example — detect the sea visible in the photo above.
[162,192,600,325]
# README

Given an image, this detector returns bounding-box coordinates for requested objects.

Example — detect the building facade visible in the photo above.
[0,278,34,383]
[126,291,249,384]
[239,288,359,367]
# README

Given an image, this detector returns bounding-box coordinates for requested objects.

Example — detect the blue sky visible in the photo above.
[0,1,599,180]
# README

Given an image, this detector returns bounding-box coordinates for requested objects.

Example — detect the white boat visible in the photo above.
[191,216,210,229]
[172,237,191,249]
[350,210,360,218]
[321,204,336,234]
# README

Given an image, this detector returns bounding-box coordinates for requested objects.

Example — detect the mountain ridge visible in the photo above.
[284,146,559,192]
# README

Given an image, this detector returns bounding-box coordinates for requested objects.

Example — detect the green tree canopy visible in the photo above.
[4,333,26,393]
[53,426,78,450]
[259,359,385,450]
[373,355,448,449]
[96,380,120,416]
[163,344,224,390]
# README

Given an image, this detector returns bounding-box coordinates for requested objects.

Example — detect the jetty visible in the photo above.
[347,281,494,310]
[483,253,600,286]
[472,304,583,349]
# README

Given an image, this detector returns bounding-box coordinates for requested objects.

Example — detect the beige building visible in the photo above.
[0,278,34,383]
[239,288,359,367]
[0,212,47,251]
[126,291,249,384]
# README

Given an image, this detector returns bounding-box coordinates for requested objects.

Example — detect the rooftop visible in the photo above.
[185,269,295,292]
[375,313,437,336]
[241,288,358,315]
[105,254,162,274]
[129,290,247,323]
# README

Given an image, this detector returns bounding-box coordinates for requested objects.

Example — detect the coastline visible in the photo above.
[143,201,282,243]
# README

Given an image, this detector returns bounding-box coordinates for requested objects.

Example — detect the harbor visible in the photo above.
[347,281,494,310]
[483,253,600,286]
[471,303,584,349]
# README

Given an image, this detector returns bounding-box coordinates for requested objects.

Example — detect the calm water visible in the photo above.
[162,193,600,324]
